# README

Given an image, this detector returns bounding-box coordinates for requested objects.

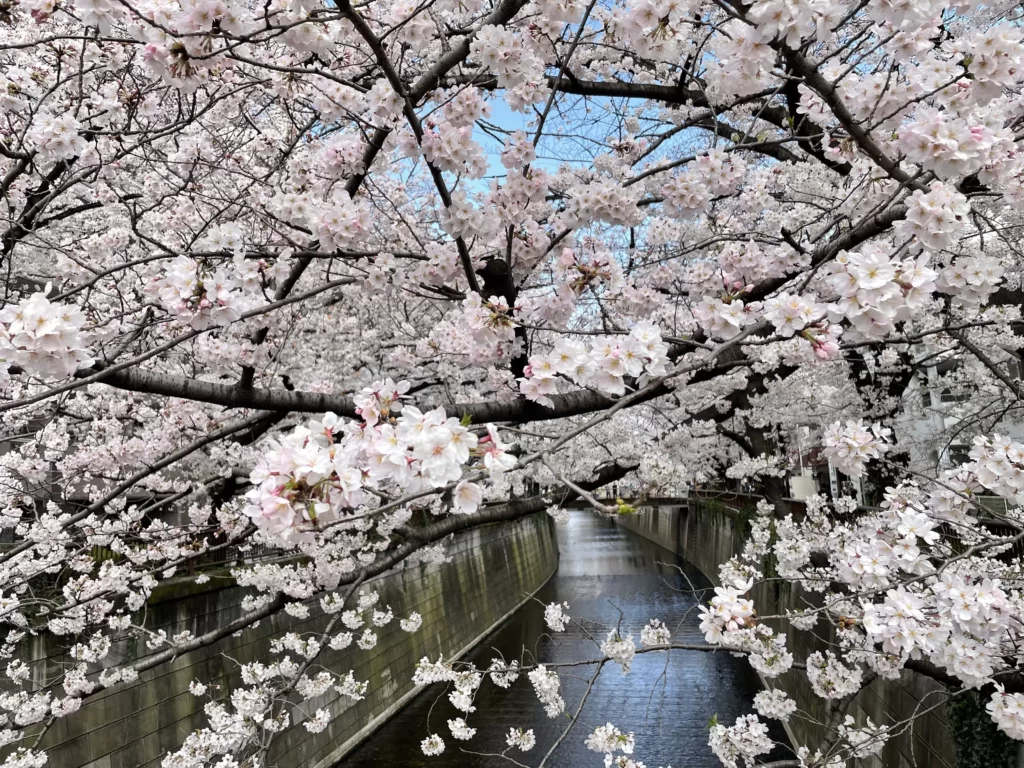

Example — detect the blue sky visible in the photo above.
[476,98,567,179]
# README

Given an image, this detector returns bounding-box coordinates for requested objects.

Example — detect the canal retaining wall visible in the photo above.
[614,501,954,768]
[32,512,558,768]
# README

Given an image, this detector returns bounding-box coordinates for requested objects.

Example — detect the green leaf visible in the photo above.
[615,499,637,516]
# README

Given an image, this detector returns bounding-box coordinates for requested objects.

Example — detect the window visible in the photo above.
[940,388,969,404]
[948,445,970,467]
[921,389,932,407]
[1004,356,1023,381]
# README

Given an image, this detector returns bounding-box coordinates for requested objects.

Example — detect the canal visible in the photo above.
[341,509,788,767]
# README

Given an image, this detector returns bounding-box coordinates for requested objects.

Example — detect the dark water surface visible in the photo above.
[340,510,788,767]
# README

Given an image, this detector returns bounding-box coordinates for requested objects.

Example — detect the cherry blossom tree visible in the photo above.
[3,0,1024,764]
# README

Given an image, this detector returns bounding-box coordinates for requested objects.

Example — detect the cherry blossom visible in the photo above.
[9,0,1024,762]
[506,727,536,751]
[708,715,774,768]
[544,602,571,632]
[0,289,93,378]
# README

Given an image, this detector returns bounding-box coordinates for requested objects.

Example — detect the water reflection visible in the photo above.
[340,509,788,767]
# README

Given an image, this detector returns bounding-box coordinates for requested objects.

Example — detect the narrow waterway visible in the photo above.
[341,509,788,767]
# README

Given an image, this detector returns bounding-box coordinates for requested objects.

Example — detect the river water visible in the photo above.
[341,509,788,767]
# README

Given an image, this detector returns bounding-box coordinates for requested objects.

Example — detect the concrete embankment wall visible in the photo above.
[34,513,558,768]
[615,502,954,768]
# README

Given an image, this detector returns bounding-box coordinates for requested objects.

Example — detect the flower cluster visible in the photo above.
[314,198,374,251]
[838,714,889,758]
[640,619,671,647]
[661,172,711,220]
[562,178,644,228]
[553,247,625,296]
[419,123,488,178]
[747,0,834,46]
[318,133,366,179]
[413,656,456,687]
[506,727,536,751]
[586,722,636,757]
[698,579,755,644]
[471,25,544,91]
[528,666,564,718]
[544,602,570,632]
[421,734,445,756]
[601,631,637,674]
[937,254,1005,305]
[821,420,890,477]
[242,381,514,540]
[691,150,748,197]
[899,110,1014,179]
[753,689,796,721]
[448,669,482,714]
[708,714,773,768]
[460,292,520,362]
[988,689,1024,740]
[698,570,795,683]
[707,20,776,96]
[826,244,937,340]
[964,25,1024,91]
[970,435,1024,498]
[762,293,826,337]
[146,257,244,330]
[489,659,520,689]
[893,183,970,253]
[0,289,92,379]
[806,652,864,700]
[694,297,757,340]
[16,0,1024,763]
[519,321,669,405]
[448,717,476,740]
[26,111,86,162]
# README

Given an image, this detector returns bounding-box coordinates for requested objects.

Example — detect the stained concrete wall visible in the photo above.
[28,513,558,768]
[615,503,954,768]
